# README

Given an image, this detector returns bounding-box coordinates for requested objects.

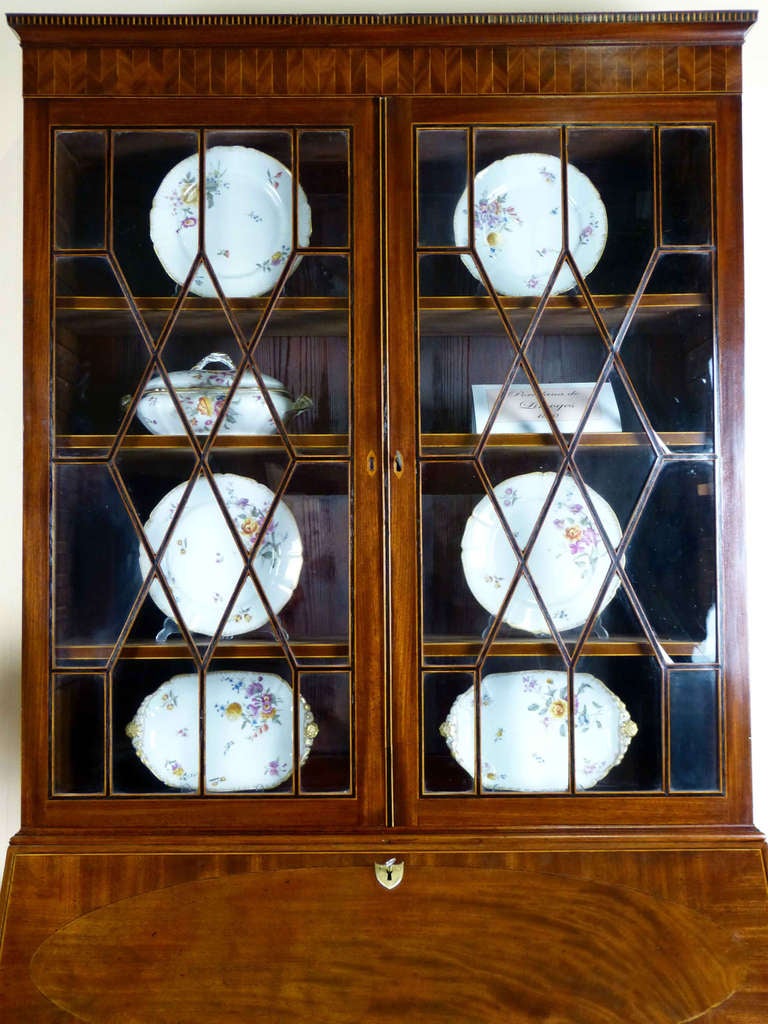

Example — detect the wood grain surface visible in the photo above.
[0,843,765,1023]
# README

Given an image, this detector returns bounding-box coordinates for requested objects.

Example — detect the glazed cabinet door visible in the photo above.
[387,96,748,830]
[31,97,386,832]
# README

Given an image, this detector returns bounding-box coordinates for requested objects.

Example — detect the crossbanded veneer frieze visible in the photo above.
[21,43,742,98]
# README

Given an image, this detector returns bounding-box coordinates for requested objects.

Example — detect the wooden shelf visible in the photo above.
[419,292,711,334]
[421,431,711,452]
[55,296,350,337]
[55,433,350,456]
[55,639,351,665]
[423,636,699,659]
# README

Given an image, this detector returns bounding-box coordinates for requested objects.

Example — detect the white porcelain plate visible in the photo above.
[440,670,637,792]
[139,473,303,637]
[126,671,318,792]
[453,153,607,296]
[150,145,312,297]
[461,471,622,635]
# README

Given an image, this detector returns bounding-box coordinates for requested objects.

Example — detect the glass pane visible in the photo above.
[418,129,468,248]
[576,656,662,791]
[299,673,351,793]
[669,669,720,791]
[620,253,714,450]
[424,672,474,793]
[54,463,143,664]
[419,254,520,438]
[661,128,712,245]
[55,131,106,251]
[299,130,349,247]
[116,658,199,794]
[567,127,654,298]
[55,256,152,455]
[628,461,717,656]
[422,460,497,642]
[277,462,350,644]
[53,674,105,794]
[113,131,199,299]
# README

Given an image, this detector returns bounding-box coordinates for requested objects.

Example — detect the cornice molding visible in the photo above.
[5,11,760,30]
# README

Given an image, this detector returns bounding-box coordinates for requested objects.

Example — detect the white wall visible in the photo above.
[1,0,766,850]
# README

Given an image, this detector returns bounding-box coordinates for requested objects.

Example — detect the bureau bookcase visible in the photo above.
[1,11,767,1022]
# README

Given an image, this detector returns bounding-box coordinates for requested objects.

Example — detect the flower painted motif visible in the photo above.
[220,482,288,572]
[482,761,508,788]
[160,689,179,711]
[214,674,284,741]
[473,189,523,257]
[578,212,601,248]
[166,163,229,234]
[551,488,605,578]
[266,758,288,778]
[267,168,285,190]
[255,245,291,273]
[525,675,605,739]
[164,760,194,786]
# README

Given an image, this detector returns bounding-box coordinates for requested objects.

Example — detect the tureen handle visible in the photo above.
[286,393,314,421]
[192,352,237,373]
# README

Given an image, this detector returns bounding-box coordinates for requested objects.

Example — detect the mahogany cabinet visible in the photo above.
[2,11,768,1022]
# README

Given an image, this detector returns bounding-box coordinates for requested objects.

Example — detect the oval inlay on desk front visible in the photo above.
[30,865,744,1023]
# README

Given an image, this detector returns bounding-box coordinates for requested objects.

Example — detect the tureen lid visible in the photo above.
[140,352,286,395]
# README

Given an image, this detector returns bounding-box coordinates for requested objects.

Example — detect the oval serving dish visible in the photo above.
[439,670,637,792]
[126,670,318,792]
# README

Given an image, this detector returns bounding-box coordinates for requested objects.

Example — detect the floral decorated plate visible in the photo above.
[461,471,622,635]
[439,670,637,792]
[150,145,312,298]
[126,671,318,792]
[139,473,302,637]
[453,153,607,296]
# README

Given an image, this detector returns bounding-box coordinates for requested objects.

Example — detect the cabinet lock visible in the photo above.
[375,858,404,890]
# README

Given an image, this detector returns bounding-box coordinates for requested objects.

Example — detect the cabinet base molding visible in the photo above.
[2,835,768,1022]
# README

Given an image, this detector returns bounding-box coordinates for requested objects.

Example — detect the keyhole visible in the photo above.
[393,450,404,477]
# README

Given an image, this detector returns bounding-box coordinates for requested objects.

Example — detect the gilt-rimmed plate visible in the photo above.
[439,670,637,792]
[453,153,607,296]
[460,471,622,635]
[126,671,318,792]
[150,145,312,298]
[139,473,302,637]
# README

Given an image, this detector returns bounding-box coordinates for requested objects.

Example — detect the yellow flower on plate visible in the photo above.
[180,181,199,204]
[225,702,243,720]
[548,699,567,719]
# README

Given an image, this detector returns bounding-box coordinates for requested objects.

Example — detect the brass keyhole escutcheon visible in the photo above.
[393,451,404,477]
[375,858,404,890]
